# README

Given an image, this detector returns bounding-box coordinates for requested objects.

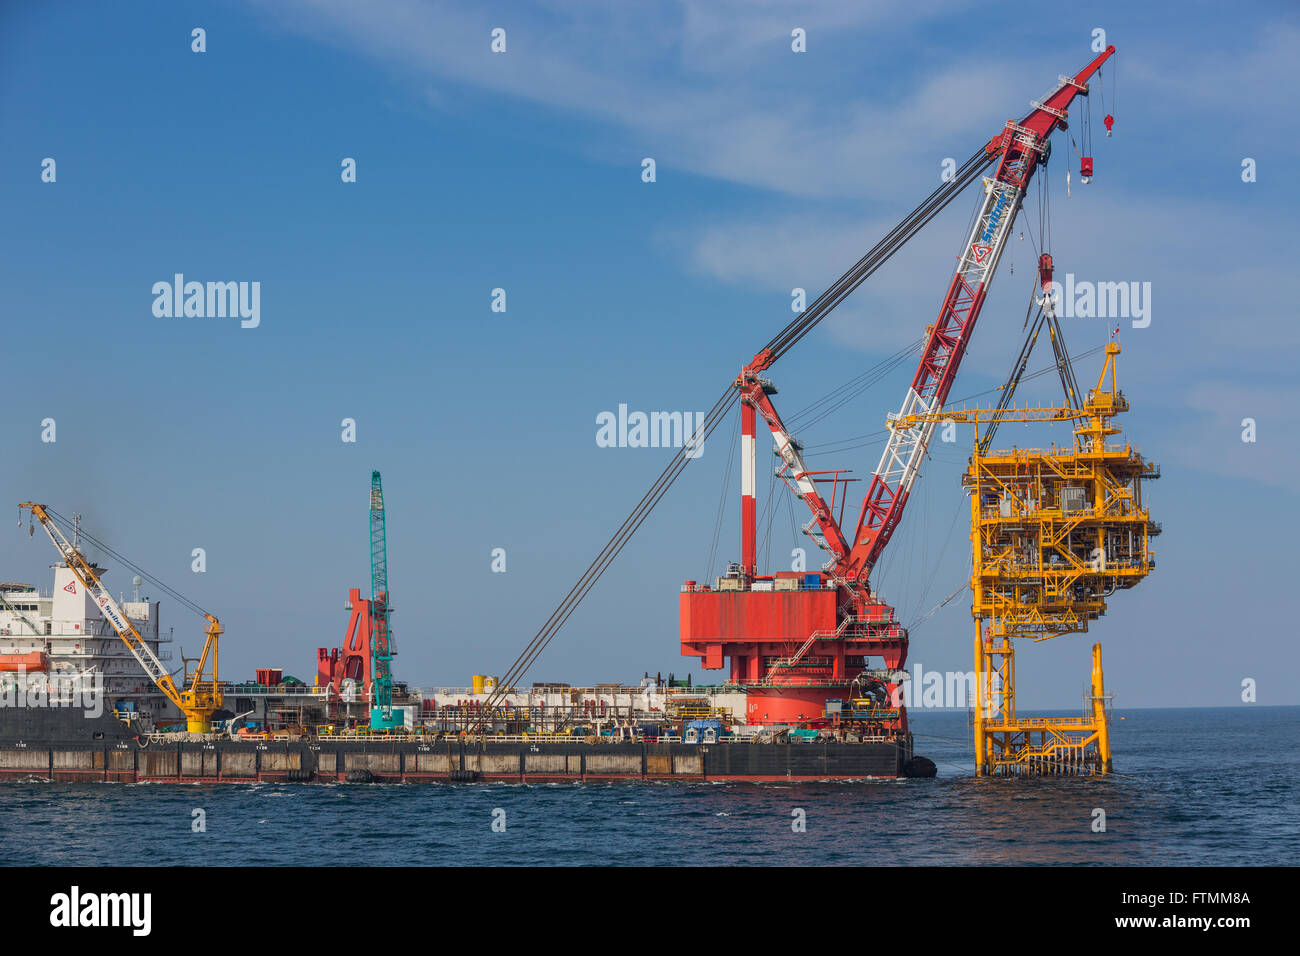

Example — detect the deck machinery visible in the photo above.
[681,47,1118,734]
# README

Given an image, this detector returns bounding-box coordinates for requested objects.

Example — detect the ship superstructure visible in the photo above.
[0,565,175,723]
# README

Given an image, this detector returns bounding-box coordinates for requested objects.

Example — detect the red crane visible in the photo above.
[681,47,1116,727]
[479,47,1116,735]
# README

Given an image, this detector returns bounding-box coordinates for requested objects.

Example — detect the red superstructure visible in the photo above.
[681,47,1116,728]
[317,586,373,697]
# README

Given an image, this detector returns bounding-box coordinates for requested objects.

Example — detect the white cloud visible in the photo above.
[247,0,1032,199]
[250,1,1300,425]
[677,185,1296,382]
[1122,21,1300,150]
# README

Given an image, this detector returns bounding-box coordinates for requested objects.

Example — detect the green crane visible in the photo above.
[369,470,396,725]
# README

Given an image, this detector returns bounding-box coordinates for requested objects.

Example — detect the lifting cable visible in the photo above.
[787,338,923,433]
[755,484,774,566]
[799,341,1109,461]
[473,146,997,729]
[708,338,924,575]
[908,579,969,633]
[758,466,780,567]
[982,302,1048,452]
[1111,61,1117,121]
[786,337,923,425]
[1047,312,1082,408]
[704,404,740,582]
[42,507,211,620]
[786,489,800,561]
[475,384,736,727]
[1039,158,1051,252]
[981,283,1082,452]
[765,148,995,363]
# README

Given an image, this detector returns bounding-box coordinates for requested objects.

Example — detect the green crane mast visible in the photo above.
[369,470,396,725]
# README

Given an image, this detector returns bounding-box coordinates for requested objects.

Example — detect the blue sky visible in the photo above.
[2,1,1296,707]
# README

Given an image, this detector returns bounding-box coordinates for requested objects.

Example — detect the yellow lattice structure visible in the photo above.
[891,341,1158,775]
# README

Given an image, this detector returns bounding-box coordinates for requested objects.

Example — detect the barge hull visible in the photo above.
[0,710,912,782]
[0,739,907,782]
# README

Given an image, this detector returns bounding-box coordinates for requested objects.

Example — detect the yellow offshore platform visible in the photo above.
[893,339,1158,775]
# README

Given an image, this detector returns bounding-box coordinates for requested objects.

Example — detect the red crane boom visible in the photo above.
[682,47,1116,726]
[482,48,1116,734]
[844,46,1115,584]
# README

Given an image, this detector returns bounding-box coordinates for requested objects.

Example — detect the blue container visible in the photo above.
[803,573,821,589]
[684,719,723,745]
[686,719,722,732]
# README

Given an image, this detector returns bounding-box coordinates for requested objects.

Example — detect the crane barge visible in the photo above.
[478,48,1119,751]
[0,47,1146,784]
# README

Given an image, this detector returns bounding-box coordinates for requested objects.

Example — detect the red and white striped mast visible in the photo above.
[741,398,757,577]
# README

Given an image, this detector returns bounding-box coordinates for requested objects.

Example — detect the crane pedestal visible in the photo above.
[681,580,908,730]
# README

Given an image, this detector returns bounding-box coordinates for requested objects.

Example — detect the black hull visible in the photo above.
[0,709,921,781]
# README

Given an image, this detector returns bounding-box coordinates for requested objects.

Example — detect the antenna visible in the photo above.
[132,575,143,602]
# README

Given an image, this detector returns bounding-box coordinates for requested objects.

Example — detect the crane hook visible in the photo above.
[1104,114,1114,137]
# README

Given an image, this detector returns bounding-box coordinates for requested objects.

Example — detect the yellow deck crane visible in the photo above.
[889,341,1158,774]
[19,503,223,733]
